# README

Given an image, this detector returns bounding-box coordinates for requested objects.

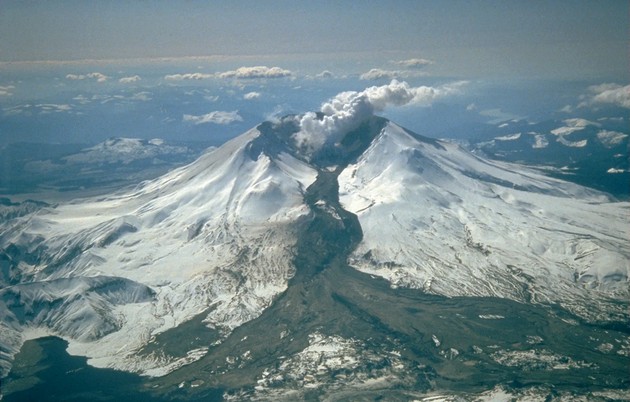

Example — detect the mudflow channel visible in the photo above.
[4,129,629,401]
[149,163,629,401]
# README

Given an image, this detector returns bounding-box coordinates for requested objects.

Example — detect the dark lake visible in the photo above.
[1,336,218,402]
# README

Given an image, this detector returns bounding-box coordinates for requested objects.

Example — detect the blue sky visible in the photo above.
[1,0,627,80]
[0,1,628,147]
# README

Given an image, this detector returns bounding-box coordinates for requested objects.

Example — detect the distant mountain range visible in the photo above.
[0,138,208,197]
[465,116,629,199]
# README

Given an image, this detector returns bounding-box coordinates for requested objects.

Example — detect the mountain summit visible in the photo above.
[1,113,628,400]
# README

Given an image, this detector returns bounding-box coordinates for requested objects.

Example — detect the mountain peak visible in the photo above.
[1,114,627,397]
[249,114,390,170]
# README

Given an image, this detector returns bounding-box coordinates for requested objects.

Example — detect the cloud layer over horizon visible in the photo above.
[394,58,433,69]
[66,72,109,82]
[119,75,141,83]
[164,66,293,81]
[218,66,292,79]
[183,110,243,125]
[359,68,429,81]
[0,85,14,96]
[586,83,630,109]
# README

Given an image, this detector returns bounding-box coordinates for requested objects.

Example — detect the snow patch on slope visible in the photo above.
[494,133,521,141]
[556,136,587,148]
[241,332,410,400]
[550,118,599,136]
[63,138,185,164]
[597,130,628,148]
[532,134,549,149]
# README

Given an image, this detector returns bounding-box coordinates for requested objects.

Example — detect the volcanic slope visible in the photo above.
[338,121,629,322]
[0,122,317,376]
[1,115,628,400]
[150,116,629,401]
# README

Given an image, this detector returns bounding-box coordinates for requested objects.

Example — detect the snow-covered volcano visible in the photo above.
[339,122,628,320]
[0,122,317,376]
[0,112,628,384]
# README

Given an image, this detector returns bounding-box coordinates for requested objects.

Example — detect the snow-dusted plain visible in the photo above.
[237,332,412,400]
[60,137,193,165]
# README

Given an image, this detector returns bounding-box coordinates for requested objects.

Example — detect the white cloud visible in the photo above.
[264,104,290,123]
[73,94,91,104]
[559,104,573,113]
[359,59,434,80]
[243,91,261,100]
[66,72,109,82]
[218,66,292,79]
[87,73,109,82]
[588,83,622,93]
[35,103,73,114]
[131,91,152,101]
[479,108,524,124]
[359,68,428,80]
[394,58,433,69]
[119,75,141,83]
[360,69,403,80]
[183,110,243,125]
[293,79,467,154]
[164,73,213,80]
[587,83,630,109]
[5,103,73,115]
[316,70,334,79]
[0,85,14,96]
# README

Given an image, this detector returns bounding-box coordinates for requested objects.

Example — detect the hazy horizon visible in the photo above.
[1,1,628,81]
